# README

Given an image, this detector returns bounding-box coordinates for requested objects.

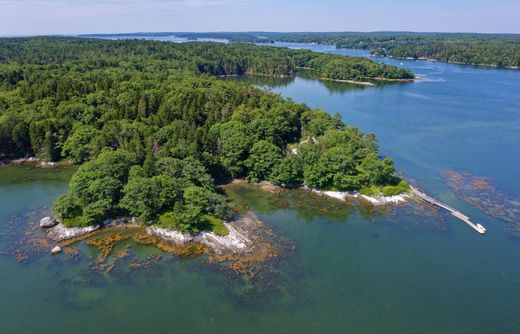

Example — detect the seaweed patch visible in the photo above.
[442,169,520,232]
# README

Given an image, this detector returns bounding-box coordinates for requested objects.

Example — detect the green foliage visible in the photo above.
[62,124,99,163]
[157,186,230,233]
[245,140,284,182]
[183,186,230,221]
[270,155,303,187]
[214,121,252,177]
[0,37,406,230]
[120,177,161,223]
[269,32,520,69]
[207,216,229,236]
[54,149,135,225]
[381,179,411,196]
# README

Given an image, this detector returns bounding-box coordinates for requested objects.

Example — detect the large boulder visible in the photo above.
[51,246,62,255]
[40,216,57,228]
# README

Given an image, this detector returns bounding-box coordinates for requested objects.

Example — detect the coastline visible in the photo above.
[380,54,520,70]
[41,212,263,257]
[217,71,294,79]
[232,67,414,86]
[367,76,417,83]
[231,179,411,205]
[306,186,411,205]
[40,178,410,257]
[0,157,74,168]
[320,77,376,86]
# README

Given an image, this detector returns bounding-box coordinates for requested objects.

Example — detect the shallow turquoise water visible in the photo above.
[2,44,520,333]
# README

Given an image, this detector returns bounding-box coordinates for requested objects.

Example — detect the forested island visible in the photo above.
[0,37,410,234]
[270,33,520,69]
[118,32,520,69]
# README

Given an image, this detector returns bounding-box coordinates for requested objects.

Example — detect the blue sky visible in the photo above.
[1,0,519,35]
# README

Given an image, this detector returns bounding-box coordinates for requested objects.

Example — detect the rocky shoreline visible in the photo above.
[232,179,411,206]
[39,214,260,256]
[308,187,410,205]
[0,157,59,168]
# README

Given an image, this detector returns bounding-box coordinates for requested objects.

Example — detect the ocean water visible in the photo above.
[1,42,520,333]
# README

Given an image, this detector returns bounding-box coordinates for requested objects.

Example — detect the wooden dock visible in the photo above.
[410,188,486,234]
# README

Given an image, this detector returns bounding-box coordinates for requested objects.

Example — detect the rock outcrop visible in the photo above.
[51,246,62,255]
[39,216,57,228]
[196,223,252,255]
[44,223,100,242]
[146,214,258,255]
[146,227,194,245]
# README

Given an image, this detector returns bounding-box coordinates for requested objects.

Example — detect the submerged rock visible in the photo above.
[39,216,57,228]
[51,246,62,254]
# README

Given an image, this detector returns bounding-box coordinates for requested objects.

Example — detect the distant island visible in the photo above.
[0,37,411,235]
[91,32,520,69]
[268,32,520,69]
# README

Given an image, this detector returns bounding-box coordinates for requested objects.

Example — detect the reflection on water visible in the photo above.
[224,182,447,232]
[224,71,380,94]
[223,74,296,89]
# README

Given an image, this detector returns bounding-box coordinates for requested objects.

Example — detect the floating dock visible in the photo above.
[410,188,486,234]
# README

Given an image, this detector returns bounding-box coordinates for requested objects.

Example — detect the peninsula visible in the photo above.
[0,37,412,236]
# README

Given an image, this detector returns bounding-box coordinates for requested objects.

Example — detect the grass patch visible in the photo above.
[360,185,379,196]
[360,179,410,197]
[381,179,411,196]
[62,215,85,227]
[207,216,229,236]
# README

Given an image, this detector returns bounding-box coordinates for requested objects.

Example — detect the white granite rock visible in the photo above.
[45,223,100,242]
[40,216,57,228]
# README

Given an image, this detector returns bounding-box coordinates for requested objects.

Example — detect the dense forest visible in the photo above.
[133,32,520,69]
[0,37,409,232]
[263,32,520,69]
[0,37,413,81]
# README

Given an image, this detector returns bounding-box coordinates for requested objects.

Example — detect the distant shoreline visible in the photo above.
[0,157,75,168]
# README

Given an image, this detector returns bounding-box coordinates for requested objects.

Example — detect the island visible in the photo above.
[0,37,411,239]
[123,32,520,69]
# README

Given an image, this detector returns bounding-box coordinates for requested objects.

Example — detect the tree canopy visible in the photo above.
[0,37,409,232]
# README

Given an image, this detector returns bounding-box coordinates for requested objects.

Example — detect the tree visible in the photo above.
[215,121,252,177]
[120,177,160,223]
[245,140,283,182]
[55,150,136,225]
[270,156,303,186]
[62,124,99,163]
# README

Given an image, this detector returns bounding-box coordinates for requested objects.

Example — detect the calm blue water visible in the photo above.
[240,42,520,201]
[1,40,520,334]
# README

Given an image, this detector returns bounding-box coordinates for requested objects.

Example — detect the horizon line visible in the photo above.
[2,30,520,38]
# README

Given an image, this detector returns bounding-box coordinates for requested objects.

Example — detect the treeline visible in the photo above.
[165,32,520,69]
[0,37,408,231]
[82,32,520,68]
[8,36,412,81]
[264,32,520,69]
